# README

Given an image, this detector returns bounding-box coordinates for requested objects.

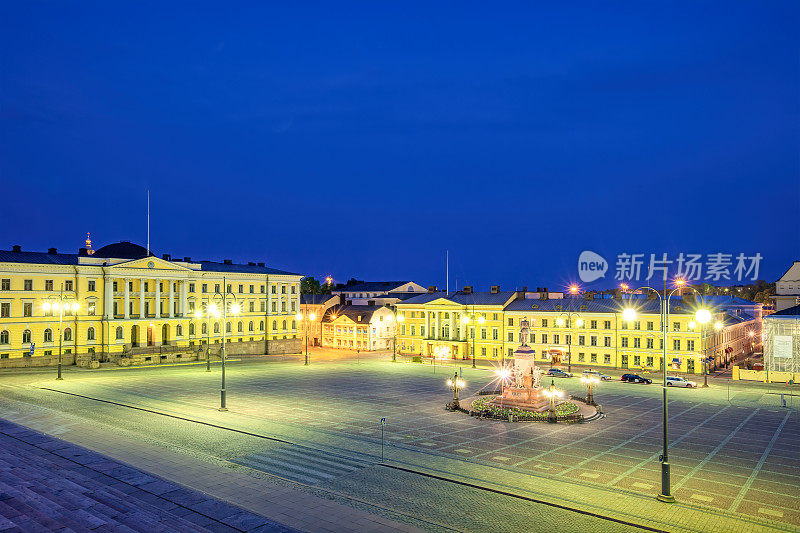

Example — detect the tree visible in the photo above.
[301,277,322,295]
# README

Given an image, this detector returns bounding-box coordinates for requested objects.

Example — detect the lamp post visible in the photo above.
[195,307,215,372]
[622,280,709,504]
[581,375,599,405]
[447,372,465,409]
[542,379,562,422]
[296,310,316,365]
[386,309,404,362]
[43,284,79,381]
[461,310,485,369]
[212,277,239,411]
[557,312,583,373]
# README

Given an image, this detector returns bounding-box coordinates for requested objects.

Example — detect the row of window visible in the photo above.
[0,279,80,292]
[0,298,297,319]
[402,311,690,332]
[1,278,298,296]
[396,328,699,352]
[0,318,299,345]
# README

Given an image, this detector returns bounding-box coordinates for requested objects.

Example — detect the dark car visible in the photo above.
[621,373,652,384]
[547,368,573,378]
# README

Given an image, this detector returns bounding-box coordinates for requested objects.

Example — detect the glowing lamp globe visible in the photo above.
[695,309,711,325]
[622,308,637,322]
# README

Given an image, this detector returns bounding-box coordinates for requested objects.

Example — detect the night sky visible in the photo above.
[1,2,797,290]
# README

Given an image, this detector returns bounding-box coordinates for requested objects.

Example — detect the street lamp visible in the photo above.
[461,311,485,368]
[386,310,404,362]
[213,277,238,411]
[43,284,79,381]
[581,375,599,405]
[557,312,583,373]
[694,309,712,387]
[495,367,511,407]
[296,311,316,365]
[622,280,709,504]
[542,379,562,422]
[447,373,465,409]
[195,306,217,372]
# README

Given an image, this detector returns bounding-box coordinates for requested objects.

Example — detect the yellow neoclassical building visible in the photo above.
[0,240,303,366]
[395,288,762,374]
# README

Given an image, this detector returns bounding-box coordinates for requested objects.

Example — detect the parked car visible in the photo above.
[666,376,697,388]
[583,369,613,381]
[547,368,573,378]
[621,373,652,384]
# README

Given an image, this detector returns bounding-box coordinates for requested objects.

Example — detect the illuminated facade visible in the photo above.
[0,241,303,365]
[396,289,762,374]
[321,304,395,350]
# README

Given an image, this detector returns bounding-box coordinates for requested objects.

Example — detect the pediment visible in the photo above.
[108,257,193,272]
[427,298,458,306]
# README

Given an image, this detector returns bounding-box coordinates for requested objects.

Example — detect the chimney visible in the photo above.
[224,259,233,265]
[183,256,191,262]
[257,262,265,267]
[48,247,57,254]
[584,292,594,300]
[427,285,437,293]
[491,285,500,294]
[162,253,171,261]
[521,286,527,292]
[11,245,21,252]
[248,262,256,266]
[540,291,549,300]
[462,286,473,294]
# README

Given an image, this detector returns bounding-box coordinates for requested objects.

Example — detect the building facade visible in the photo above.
[332,281,426,306]
[773,262,800,312]
[763,304,800,375]
[321,304,395,350]
[0,241,303,366]
[395,288,762,374]
[299,294,341,347]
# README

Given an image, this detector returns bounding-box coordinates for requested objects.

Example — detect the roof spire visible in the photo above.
[85,232,94,255]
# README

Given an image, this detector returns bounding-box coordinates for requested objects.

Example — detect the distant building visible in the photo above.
[321,304,395,350]
[395,286,761,374]
[763,304,800,375]
[0,241,303,367]
[299,294,341,347]
[774,262,800,312]
[332,281,426,306]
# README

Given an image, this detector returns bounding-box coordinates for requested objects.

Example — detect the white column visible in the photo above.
[180,281,188,317]
[169,280,175,318]
[139,279,145,318]
[124,278,130,319]
[449,313,455,340]
[155,279,161,318]
[104,276,114,319]
[434,312,439,340]
[267,283,273,318]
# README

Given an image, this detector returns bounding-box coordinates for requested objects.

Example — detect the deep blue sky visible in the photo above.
[1,2,798,290]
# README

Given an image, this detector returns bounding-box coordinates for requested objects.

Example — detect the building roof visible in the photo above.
[0,249,79,265]
[767,304,800,317]
[0,242,301,276]
[399,290,518,306]
[301,294,340,305]
[505,295,727,315]
[322,304,383,323]
[93,241,153,259]
[334,281,418,293]
[197,260,300,276]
